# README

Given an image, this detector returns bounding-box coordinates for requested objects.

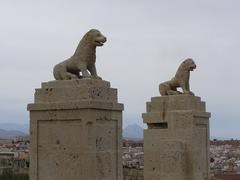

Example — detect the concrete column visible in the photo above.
[28,79,123,180]
[143,95,210,180]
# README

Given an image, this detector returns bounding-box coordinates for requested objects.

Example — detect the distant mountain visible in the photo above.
[0,129,26,139]
[123,124,144,139]
[0,123,29,134]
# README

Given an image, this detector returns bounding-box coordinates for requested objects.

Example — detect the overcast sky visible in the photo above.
[0,0,239,138]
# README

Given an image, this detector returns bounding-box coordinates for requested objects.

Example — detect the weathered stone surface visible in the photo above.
[53,29,107,80]
[28,79,123,180]
[33,79,117,104]
[143,95,210,180]
[159,58,196,96]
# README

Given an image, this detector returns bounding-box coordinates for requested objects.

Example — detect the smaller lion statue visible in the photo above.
[53,29,107,80]
[159,58,196,96]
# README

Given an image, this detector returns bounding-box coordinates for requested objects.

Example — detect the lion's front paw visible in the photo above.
[64,73,79,80]
[82,75,91,79]
[70,75,79,80]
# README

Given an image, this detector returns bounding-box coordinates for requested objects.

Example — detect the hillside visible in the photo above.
[123,124,144,139]
[0,129,26,139]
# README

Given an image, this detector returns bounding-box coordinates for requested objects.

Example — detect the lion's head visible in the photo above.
[81,29,107,47]
[180,58,196,71]
[174,58,196,81]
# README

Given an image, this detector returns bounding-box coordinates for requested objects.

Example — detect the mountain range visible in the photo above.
[0,123,145,139]
[122,124,231,140]
[0,122,231,140]
[0,123,28,139]
[123,124,144,140]
[0,129,26,139]
[0,123,29,133]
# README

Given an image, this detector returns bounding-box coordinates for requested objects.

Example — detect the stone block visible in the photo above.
[143,95,211,180]
[28,79,123,180]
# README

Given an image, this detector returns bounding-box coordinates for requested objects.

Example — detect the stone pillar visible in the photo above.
[143,95,210,180]
[28,79,123,180]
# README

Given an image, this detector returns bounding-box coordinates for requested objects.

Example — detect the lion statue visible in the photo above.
[159,58,196,96]
[53,29,107,80]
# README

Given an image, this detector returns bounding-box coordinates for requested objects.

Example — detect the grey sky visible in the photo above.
[0,0,239,138]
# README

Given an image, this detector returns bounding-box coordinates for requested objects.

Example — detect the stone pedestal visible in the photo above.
[142,95,210,180]
[28,79,123,180]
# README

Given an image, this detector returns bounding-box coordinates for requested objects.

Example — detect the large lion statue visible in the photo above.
[53,29,107,80]
[159,58,196,96]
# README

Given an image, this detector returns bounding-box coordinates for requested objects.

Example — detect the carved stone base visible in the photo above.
[143,95,211,180]
[28,79,123,180]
